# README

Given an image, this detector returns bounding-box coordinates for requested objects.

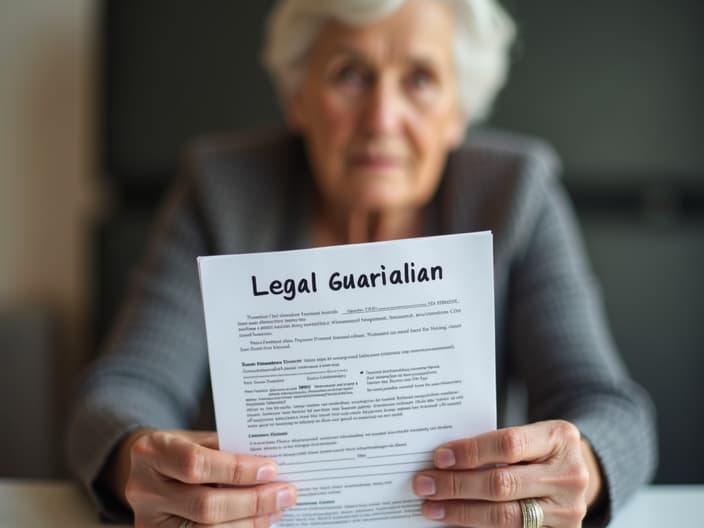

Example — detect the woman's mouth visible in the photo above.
[348,152,405,170]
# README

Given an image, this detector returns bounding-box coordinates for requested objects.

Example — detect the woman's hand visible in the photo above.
[412,420,603,527]
[103,429,297,528]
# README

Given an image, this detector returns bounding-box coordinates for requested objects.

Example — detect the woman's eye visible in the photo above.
[407,69,435,90]
[334,65,367,86]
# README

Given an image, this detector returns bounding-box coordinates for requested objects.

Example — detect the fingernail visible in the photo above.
[414,475,436,496]
[425,502,446,520]
[277,488,296,509]
[435,448,456,468]
[256,464,277,482]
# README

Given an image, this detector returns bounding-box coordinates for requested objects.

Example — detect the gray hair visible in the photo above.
[262,0,516,124]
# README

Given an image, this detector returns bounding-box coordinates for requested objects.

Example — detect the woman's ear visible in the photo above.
[445,110,468,150]
[284,90,308,133]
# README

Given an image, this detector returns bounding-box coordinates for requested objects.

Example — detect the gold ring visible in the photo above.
[519,498,544,528]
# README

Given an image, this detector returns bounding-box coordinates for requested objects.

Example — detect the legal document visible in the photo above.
[198,232,496,527]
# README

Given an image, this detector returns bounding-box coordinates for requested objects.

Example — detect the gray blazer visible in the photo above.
[65,128,656,524]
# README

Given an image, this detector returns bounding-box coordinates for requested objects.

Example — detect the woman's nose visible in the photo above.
[361,80,404,136]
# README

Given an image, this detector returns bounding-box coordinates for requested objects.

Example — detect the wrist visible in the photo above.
[580,437,605,509]
[99,428,152,508]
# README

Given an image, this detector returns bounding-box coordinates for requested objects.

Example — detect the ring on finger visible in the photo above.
[519,498,544,528]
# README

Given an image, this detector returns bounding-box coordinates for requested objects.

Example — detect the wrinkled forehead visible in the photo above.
[307,0,457,69]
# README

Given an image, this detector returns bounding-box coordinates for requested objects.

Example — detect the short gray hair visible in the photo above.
[262,0,516,124]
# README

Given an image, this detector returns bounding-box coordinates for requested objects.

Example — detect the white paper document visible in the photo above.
[198,232,496,527]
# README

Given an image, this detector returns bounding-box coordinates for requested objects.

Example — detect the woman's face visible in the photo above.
[288,0,465,214]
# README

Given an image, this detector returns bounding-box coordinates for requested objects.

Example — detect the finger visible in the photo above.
[187,430,219,450]
[414,464,553,502]
[433,420,580,469]
[170,510,282,528]
[162,481,296,525]
[421,499,524,528]
[422,497,585,528]
[135,431,279,485]
[223,509,284,528]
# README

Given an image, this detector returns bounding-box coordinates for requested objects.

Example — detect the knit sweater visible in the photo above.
[65,128,657,525]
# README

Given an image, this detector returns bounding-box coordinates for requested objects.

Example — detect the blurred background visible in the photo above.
[0,0,702,484]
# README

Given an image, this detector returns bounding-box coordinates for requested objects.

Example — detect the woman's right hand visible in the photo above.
[104,429,297,528]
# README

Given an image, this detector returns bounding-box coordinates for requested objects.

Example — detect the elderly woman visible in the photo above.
[66,0,656,527]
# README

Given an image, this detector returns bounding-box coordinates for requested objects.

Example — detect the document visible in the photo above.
[198,232,496,527]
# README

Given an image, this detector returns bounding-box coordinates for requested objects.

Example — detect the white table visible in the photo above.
[612,485,701,526]
[0,480,700,527]
[0,480,128,528]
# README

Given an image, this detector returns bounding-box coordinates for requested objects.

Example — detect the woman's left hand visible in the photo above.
[413,420,603,527]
